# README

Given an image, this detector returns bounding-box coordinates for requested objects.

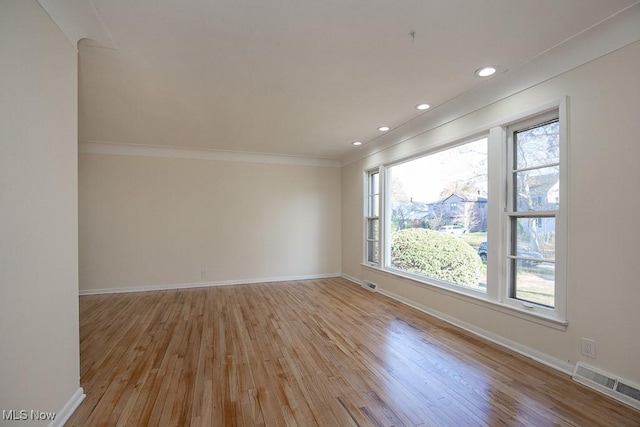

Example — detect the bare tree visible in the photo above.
[514,120,560,253]
[427,205,448,230]
[390,177,430,231]
[463,200,484,232]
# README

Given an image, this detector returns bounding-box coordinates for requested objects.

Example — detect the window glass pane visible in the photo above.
[367,241,379,263]
[515,120,559,170]
[514,217,555,262]
[388,137,488,291]
[512,260,555,308]
[515,166,559,212]
[370,172,379,195]
[367,219,379,240]
[369,195,379,216]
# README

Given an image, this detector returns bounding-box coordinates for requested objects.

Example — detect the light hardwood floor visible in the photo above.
[67,278,640,426]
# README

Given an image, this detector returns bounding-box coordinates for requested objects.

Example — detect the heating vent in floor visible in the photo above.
[361,281,378,292]
[573,363,640,410]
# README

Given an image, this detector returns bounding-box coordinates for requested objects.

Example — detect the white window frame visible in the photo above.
[362,99,568,328]
[364,169,381,266]
[497,108,567,321]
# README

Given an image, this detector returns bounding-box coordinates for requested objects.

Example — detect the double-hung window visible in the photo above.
[504,111,565,317]
[365,169,380,265]
[363,101,567,326]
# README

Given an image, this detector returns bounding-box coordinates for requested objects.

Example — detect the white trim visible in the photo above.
[362,99,568,328]
[501,104,567,320]
[341,3,640,166]
[79,140,341,168]
[364,169,381,266]
[341,273,362,286]
[79,273,341,295]
[48,387,85,427]
[37,0,117,49]
[361,263,567,331]
[339,273,572,374]
[376,287,574,376]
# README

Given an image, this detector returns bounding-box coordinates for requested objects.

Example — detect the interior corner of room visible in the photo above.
[2,0,640,424]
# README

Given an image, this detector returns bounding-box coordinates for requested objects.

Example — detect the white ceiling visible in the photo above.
[47,0,638,160]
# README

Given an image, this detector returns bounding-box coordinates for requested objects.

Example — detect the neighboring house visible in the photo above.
[391,200,430,230]
[518,173,559,211]
[518,173,559,238]
[427,193,488,233]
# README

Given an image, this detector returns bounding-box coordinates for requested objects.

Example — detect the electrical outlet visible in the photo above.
[581,338,596,359]
[200,269,207,278]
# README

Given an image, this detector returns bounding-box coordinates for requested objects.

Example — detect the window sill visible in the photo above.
[360,263,568,331]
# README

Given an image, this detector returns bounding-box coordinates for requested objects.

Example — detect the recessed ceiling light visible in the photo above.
[416,103,430,110]
[378,126,390,132]
[476,66,497,77]
[352,141,362,146]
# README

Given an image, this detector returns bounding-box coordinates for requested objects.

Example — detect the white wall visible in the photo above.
[0,0,81,424]
[78,152,341,292]
[342,40,640,384]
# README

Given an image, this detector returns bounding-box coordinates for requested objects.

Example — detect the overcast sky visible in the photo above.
[389,137,488,203]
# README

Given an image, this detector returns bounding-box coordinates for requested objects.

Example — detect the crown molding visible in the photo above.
[340,1,640,167]
[79,140,341,168]
[37,0,117,49]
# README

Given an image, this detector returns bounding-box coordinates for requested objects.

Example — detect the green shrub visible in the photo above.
[391,228,482,287]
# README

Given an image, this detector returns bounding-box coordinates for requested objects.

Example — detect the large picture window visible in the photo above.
[363,102,567,325]
[387,138,488,291]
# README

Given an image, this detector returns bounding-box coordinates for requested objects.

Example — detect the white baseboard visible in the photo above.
[376,287,574,375]
[79,273,342,295]
[340,273,362,286]
[48,387,85,427]
[340,274,573,375]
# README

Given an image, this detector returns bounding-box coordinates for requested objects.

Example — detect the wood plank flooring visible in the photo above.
[67,278,640,426]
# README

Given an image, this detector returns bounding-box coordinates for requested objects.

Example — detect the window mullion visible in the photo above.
[379,166,391,268]
[487,126,505,302]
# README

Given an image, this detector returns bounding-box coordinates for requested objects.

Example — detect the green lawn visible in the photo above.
[462,231,554,307]
[515,267,555,307]
[460,232,486,249]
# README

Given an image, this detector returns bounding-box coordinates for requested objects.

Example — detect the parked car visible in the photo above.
[477,241,542,266]
[477,241,488,263]
[438,225,467,235]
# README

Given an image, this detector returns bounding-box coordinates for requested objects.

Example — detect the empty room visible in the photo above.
[2,0,640,425]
